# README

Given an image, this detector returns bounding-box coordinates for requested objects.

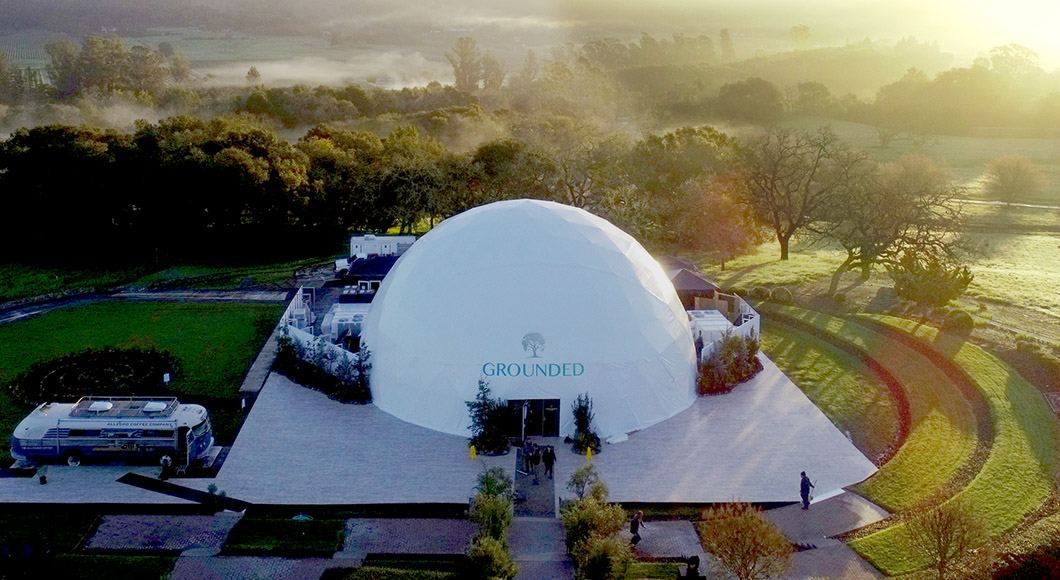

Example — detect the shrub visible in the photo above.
[887,252,973,312]
[697,503,792,580]
[983,154,1047,202]
[475,466,513,498]
[769,287,793,304]
[580,533,634,580]
[273,334,371,404]
[571,393,601,454]
[465,380,511,455]
[469,492,513,542]
[567,461,602,500]
[467,535,518,580]
[561,496,626,556]
[942,310,975,335]
[832,292,847,306]
[749,286,770,300]
[337,568,459,580]
[698,332,762,395]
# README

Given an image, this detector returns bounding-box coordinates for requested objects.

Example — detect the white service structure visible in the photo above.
[362,199,697,440]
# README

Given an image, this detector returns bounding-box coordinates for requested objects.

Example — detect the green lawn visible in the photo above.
[848,315,1060,576]
[760,304,980,513]
[0,257,328,303]
[222,517,346,557]
[761,306,1060,575]
[0,300,283,458]
[760,320,900,463]
[0,263,153,302]
[963,232,1060,315]
[130,257,328,290]
[0,511,175,579]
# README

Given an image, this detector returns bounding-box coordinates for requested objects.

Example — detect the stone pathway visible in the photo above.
[510,517,573,580]
[764,491,890,580]
[86,513,242,553]
[340,518,476,563]
[514,446,556,517]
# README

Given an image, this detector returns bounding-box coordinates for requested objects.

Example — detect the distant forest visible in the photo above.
[0,18,1054,284]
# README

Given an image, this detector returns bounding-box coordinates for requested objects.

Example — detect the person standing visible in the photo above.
[542,445,556,479]
[800,471,815,509]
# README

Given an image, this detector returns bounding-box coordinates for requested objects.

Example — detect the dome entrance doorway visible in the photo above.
[507,399,560,439]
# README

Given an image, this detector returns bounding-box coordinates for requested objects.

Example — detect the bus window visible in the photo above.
[143,430,173,437]
[69,429,100,437]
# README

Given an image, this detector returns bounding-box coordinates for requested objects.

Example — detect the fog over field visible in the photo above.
[3,0,1060,76]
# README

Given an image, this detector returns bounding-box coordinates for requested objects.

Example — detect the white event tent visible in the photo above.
[362,199,698,440]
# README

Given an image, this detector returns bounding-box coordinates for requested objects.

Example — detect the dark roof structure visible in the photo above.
[345,255,400,280]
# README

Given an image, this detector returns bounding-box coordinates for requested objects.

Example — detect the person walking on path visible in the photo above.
[542,445,556,479]
[531,443,541,485]
[800,471,815,509]
[521,439,533,475]
[630,510,646,546]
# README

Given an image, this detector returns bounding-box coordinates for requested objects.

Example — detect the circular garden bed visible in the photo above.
[10,348,179,405]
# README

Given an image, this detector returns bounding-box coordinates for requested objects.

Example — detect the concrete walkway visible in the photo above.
[510,517,573,580]
[764,491,890,580]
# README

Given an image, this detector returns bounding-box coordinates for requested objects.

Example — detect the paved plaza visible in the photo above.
[188,353,875,506]
[0,353,876,507]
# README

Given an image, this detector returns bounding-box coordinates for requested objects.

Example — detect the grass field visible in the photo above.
[130,257,328,290]
[0,263,155,303]
[761,305,1060,575]
[694,222,1060,323]
[0,257,328,304]
[848,315,1060,575]
[0,301,284,459]
[786,118,1060,205]
[760,320,900,463]
[760,304,980,514]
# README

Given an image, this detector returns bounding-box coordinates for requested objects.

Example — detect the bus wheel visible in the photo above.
[64,451,83,467]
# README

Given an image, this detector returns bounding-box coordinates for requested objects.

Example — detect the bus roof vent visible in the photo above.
[143,402,168,412]
[88,401,114,412]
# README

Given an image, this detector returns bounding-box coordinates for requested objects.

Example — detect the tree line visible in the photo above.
[0,110,972,306]
[0,115,759,265]
[1,34,1058,137]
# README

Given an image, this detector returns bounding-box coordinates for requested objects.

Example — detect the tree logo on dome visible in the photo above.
[522,332,545,358]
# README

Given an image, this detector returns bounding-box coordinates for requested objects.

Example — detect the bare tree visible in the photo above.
[906,503,984,580]
[738,127,871,260]
[697,503,792,580]
[815,153,965,294]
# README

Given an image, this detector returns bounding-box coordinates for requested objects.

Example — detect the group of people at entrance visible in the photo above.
[521,439,556,483]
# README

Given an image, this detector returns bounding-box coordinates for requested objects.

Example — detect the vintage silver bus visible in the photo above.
[10,396,214,467]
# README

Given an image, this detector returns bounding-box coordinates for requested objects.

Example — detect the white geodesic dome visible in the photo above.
[361,199,697,440]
